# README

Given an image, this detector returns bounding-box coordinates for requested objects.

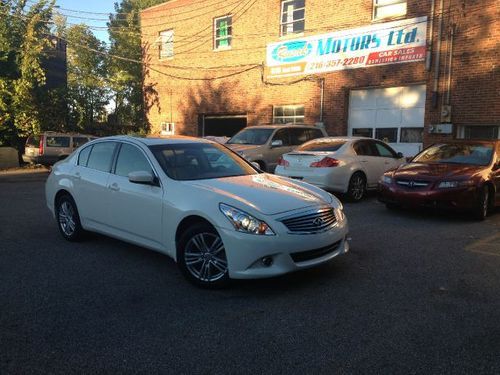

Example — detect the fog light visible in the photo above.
[262,257,273,267]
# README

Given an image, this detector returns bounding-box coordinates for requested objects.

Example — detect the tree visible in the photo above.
[107,0,164,135]
[66,24,109,133]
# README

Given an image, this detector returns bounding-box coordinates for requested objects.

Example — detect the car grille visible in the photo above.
[281,207,336,234]
[290,240,342,263]
[396,179,430,189]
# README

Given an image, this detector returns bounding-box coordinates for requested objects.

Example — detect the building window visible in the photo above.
[159,29,174,59]
[459,125,500,140]
[280,0,305,36]
[400,128,424,143]
[352,128,373,138]
[161,122,175,135]
[214,16,232,50]
[373,0,407,20]
[273,105,305,124]
[375,128,398,143]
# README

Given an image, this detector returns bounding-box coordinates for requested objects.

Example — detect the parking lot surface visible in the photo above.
[1,171,499,374]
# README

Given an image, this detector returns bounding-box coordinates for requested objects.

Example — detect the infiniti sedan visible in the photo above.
[45,136,349,287]
[275,137,405,201]
[378,140,500,220]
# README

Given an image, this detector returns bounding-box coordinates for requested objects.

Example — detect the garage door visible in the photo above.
[348,85,426,157]
[203,115,247,138]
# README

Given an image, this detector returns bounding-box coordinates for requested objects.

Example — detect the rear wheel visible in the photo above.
[55,194,84,241]
[347,172,366,202]
[473,186,489,221]
[177,223,229,288]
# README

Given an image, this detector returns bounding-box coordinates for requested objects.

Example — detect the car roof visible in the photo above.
[245,124,323,130]
[98,135,215,146]
[306,136,376,142]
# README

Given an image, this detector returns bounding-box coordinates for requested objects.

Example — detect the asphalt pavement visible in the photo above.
[1,170,499,374]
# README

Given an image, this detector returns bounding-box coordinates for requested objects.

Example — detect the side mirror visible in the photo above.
[128,170,156,185]
[271,140,283,148]
[396,152,404,159]
[251,162,260,169]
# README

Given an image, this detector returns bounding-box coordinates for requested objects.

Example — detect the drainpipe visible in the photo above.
[426,0,435,71]
[446,24,455,106]
[432,0,444,108]
[319,78,324,123]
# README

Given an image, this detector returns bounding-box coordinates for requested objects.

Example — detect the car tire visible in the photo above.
[55,194,85,241]
[473,186,489,221]
[177,222,230,288]
[347,172,366,202]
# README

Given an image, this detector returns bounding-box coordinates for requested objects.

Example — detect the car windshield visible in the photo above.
[227,128,274,145]
[413,143,494,166]
[149,143,258,181]
[298,140,346,152]
[26,135,40,147]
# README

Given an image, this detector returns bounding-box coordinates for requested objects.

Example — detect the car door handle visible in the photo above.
[108,183,120,192]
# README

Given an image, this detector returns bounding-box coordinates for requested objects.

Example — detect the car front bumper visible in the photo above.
[217,217,349,279]
[378,183,479,210]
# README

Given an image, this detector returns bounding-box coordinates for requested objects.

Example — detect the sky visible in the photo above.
[55,0,117,43]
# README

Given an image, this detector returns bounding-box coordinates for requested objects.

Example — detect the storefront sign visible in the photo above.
[265,17,427,78]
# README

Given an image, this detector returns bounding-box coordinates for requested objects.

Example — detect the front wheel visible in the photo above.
[177,223,229,288]
[473,187,489,221]
[55,195,84,241]
[347,172,366,202]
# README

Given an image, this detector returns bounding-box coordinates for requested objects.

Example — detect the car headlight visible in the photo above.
[381,175,392,184]
[219,203,275,235]
[334,207,345,222]
[437,180,475,189]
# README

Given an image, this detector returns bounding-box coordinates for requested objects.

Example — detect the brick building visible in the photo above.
[141,0,499,156]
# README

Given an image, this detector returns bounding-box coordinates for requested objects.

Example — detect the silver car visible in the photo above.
[226,125,327,172]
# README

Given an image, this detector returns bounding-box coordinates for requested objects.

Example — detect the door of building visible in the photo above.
[203,115,247,138]
[348,85,426,157]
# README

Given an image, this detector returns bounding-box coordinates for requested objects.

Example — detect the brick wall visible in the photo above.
[141,0,499,145]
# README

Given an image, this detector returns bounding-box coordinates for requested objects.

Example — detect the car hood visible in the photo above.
[225,144,261,154]
[186,173,332,215]
[393,162,484,180]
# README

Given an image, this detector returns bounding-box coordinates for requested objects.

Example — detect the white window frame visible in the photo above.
[273,105,305,124]
[160,122,175,135]
[280,0,305,36]
[373,0,407,20]
[213,15,232,50]
[159,29,174,60]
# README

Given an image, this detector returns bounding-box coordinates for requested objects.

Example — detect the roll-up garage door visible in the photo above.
[203,115,247,138]
[348,85,426,157]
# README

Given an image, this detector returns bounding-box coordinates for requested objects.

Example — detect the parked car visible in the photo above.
[225,124,327,172]
[378,140,500,220]
[45,136,349,288]
[275,137,406,201]
[23,132,97,165]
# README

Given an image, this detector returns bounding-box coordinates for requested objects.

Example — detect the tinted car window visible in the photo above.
[290,128,309,146]
[308,129,324,140]
[298,140,346,152]
[115,144,152,177]
[413,143,494,166]
[149,143,257,181]
[73,137,90,148]
[374,142,398,158]
[227,128,274,145]
[46,136,70,148]
[272,129,290,146]
[87,142,117,172]
[353,141,376,156]
[78,145,92,167]
[26,135,40,147]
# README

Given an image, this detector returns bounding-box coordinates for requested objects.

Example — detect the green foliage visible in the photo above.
[107,0,165,134]
[66,24,109,132]
[0,0,66,149]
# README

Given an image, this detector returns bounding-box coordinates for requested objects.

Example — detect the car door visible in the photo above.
[265,128,292,172]
[73,141,117,229]
[352,140,381,187]
[373,141,404,171]
[105,142,164,249]
[494,144,500,206]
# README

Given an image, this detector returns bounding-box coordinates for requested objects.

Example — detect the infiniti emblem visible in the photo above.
[313,217,324,226]
[408,180,415,188]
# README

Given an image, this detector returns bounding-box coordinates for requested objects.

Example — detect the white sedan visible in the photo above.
[275,137,406,201]
[45,136,349,288]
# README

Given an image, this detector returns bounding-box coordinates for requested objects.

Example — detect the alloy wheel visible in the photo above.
[58,201,77,237]
[349,174,365,201]
[184,232,228,283]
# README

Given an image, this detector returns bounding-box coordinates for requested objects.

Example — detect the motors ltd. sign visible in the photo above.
[266,17,427,78]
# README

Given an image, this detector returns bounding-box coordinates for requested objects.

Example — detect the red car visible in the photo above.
[378,140,500,220]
